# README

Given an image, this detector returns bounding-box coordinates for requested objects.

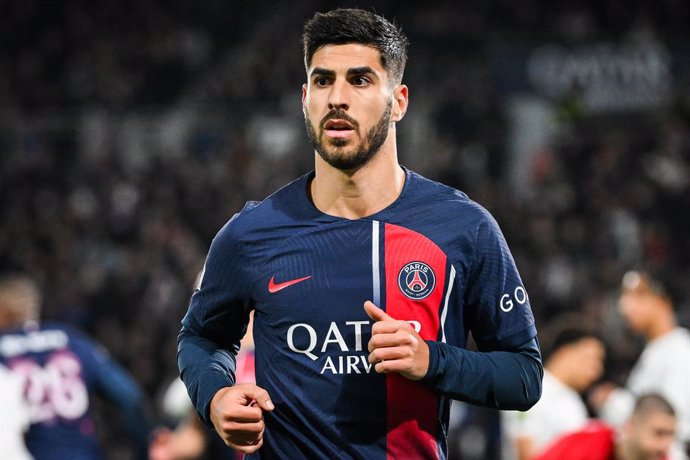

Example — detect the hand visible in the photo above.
[148,428,174,460]
[148,419,206,460]
[364,300,430,380]
[210,383,274,454]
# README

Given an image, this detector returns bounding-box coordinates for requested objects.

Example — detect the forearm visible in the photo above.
[177,328,237,426]
[422,338,542,410]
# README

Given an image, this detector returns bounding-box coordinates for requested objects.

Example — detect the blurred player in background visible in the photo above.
[0,362,33,460]
[536,393,677,460]
[178,8,542,459]
[0,273,151,460]
[503,318,605,459]
[590,271,690,459]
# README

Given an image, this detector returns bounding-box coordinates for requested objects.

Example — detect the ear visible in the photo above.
[391,84,408,123]
[302,84,308,113]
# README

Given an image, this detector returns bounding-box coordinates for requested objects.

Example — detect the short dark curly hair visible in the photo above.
[302,8,409,85]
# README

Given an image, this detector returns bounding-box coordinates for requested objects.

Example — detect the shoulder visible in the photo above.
[214,173,312,246]
[42,322,107,356]
[406,170,493,222]
[397,170,500,245]
[41,321,86,343]
[670,327,690,347]
[644,328,690,358]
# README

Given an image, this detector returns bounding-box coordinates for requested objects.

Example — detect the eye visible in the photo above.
[314,76,331,87]
[352,76,370,87]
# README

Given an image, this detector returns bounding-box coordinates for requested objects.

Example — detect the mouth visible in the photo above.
[323,119,355,138]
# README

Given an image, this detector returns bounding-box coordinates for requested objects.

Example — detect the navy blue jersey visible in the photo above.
[0,322,149,460]
[179,168,542,459]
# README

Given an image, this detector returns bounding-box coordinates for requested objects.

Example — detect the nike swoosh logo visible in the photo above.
[268,275,312,293]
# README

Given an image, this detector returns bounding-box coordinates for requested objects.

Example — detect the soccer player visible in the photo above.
[535,393,677,460]
[0,274,151,460]
[178,8,542,458]
[503,319,605,459]
[590,271,690,459]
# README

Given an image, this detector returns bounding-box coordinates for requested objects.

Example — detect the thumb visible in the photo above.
[364,301,394,322]
[243,385,275,412]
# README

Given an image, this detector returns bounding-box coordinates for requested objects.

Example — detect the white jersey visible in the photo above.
[502,370,589,457]
[601,327,690,460]
[0,364,33,460]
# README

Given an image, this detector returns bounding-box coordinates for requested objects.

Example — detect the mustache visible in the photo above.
[319,110,359,129]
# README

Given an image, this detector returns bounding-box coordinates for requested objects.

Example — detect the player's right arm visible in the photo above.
[209,384,274,453]
[177,210,273,450]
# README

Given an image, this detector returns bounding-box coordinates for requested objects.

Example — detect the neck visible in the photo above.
[310,134,405,219]
[646,313,676,341]
[545,360,570,386]
[545,360,575,391]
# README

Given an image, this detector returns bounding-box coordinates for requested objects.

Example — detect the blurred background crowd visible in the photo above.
[1,0,689,458]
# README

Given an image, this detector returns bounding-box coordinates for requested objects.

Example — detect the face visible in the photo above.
[625,412,677,460]
[0,281,40,328]
[619,291,654,334]
[302,43,407,170]
[566,338,605,392]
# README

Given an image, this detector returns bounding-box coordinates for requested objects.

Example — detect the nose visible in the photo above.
[328,80,350,111]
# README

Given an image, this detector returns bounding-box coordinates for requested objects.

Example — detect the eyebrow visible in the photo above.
[309,66,378,78]
[310,67,336,78]
[346,66,376,77]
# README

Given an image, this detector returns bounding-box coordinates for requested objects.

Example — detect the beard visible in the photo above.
[304,102,392,171]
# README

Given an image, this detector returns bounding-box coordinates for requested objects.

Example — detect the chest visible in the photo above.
[251,221,461,342]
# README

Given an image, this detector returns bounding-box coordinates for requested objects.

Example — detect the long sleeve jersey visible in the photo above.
[178,168,542,459]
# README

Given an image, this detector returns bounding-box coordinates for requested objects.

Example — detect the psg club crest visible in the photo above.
[398,261,436,300]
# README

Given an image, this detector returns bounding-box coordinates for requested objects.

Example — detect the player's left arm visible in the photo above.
[422,336,541,411]
[367,210,543,410]
[438,213,542,410]
[365,301,542,410]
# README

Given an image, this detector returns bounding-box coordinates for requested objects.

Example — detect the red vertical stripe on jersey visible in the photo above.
[383,223,447,460]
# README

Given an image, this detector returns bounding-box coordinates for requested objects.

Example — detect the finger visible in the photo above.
[368,347,411,364]
[367,323,419,352]
[219,421,265,448]
[374,359,409,374]
[220,404,264,423]
[368,330,417,352]
[229,437,264,454]
[364,300,394,322]
[253,393,275,413]
[371,320,413,336]
[221,420,265,441]
[240,385,275,412]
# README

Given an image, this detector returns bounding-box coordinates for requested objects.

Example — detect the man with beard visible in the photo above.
[178,8,542,459]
